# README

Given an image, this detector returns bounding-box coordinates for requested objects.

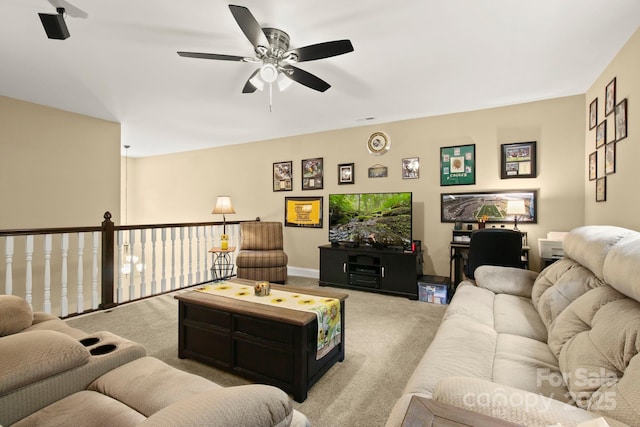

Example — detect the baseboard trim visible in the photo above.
[288,267,319,279]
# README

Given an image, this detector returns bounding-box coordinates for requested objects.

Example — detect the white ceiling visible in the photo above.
[2,1,639,158]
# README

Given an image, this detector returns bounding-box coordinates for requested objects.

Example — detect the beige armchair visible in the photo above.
[235,221,288,284]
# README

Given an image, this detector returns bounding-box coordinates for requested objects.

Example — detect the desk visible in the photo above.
[209,247,236,281]
[449,242,529,289]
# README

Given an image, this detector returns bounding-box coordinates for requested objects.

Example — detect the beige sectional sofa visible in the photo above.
[386,225,640,427]
[0,295,309,427]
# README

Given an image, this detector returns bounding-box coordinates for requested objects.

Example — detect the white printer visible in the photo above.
[538,231,567,259]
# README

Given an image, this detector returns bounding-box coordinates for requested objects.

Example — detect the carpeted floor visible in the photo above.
[67,276,447,427]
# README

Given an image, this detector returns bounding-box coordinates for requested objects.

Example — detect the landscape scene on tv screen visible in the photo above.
[329,192,412,247]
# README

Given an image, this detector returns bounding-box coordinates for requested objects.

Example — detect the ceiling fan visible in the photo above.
[177,5,354,94]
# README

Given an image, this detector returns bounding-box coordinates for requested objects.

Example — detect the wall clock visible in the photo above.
[367,131,390,155]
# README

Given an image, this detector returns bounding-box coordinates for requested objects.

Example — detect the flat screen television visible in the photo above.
[328,192,412,249]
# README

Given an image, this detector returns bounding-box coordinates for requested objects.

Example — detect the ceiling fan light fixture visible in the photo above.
[249,74,265,91]
[277,73,293,91]
[259,63,278,83]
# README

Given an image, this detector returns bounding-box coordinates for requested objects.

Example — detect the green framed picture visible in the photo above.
[440,144,475,186]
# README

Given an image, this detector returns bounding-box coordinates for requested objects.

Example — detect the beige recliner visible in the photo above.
[235,221,288,284]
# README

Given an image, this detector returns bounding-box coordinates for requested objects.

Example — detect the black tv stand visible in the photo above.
[318,244,423,299]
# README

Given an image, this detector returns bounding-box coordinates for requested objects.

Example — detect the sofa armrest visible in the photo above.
[138,384,309,427]
[474,265,538,298]
[433,377,630,427]
[0,330,90,395]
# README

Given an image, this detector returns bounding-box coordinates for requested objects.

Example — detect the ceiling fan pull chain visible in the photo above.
[269,83,273,112]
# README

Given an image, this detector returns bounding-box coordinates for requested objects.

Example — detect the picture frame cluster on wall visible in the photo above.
[588,75,629,203]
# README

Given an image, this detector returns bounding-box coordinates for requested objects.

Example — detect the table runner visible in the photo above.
[196,281,341,360]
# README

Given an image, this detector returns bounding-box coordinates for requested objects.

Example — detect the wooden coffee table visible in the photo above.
[175,280,348,402]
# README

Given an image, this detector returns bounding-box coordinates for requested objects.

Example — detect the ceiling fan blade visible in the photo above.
[287,40,354,62]
[48,0,88,18]
[285,66,331,92]
[242,69,260,93]
[177,52,247,62]
[229,5,270,50]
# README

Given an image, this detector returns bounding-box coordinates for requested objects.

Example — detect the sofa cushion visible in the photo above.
[562,225,635,280]
[11,390,146,427]
[0,294,33,336]
[603,234,640,303]
[550,286,640,423]
[138,384,294,427]
[240,222,284,251]
[89,356,222,417]
[0,330,90,395]
[474,265,538,298]
[236,250,288,268]
[533,260,605,329]
[493,333,568,401]
[402,316,497,398]
[493,294,547,342]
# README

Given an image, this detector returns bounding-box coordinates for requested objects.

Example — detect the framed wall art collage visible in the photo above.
[588,76,629,202]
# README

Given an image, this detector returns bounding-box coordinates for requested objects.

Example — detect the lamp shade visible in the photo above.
[506,200,526,216]
[212,196,236,215]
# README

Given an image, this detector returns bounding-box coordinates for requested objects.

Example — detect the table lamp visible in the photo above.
[212,196,235,249]
[506,200,526,231]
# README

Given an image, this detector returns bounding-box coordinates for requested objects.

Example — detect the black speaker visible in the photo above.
[39,12,70,40]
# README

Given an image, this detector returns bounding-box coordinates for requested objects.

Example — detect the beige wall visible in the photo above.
[0,96,121,228]
[584,27,640,228]
[133,95,586,276]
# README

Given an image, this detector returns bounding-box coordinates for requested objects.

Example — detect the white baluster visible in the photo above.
[161,228,167,292]
[203,226,210,280]
[43,234,52,314]
[188,226,193,286]
[5,236,13,294]
[128,229,135,300]
[179,227,185,288]
[195,226,201,284]
[117,231,124,303]
[76,233,84,313]
[140,229,147,298]
[151,228,157,295]
[170,228,176,290]
[61,234,69,317]
[25,235,34,307]
[92,232,99,309]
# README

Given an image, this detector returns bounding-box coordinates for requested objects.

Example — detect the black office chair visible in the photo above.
[464,228,523,280]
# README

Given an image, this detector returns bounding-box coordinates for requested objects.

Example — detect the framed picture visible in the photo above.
[440,144,475,186]
[605,142,616,175]
[589,98,598,130]
[284,197,323,228]
[272,161,292,192]
[615,98,627,141]
[596,177,606,202]
[301,158,323,190]
[595,121,607,148]
[440,190,537,223]
[589,151,597,181]
[500,141,536,179]
[338,163,354,185]
[368,164,388,178]
[402,157,420,179]
[605,77,616,116]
